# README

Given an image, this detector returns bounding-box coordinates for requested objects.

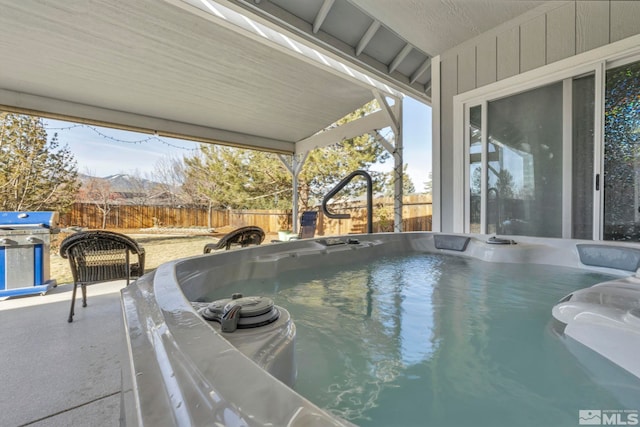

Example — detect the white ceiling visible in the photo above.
[219,0,547,101]
[0,0,549,154]
[0,0,376,153]
[349,0,547,56]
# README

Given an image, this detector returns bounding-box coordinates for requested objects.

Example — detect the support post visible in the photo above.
[373,91,403,232]
[393,99,403,232]
[278,152,308,234]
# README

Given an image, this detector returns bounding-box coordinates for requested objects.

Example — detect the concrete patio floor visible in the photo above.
[0,280,128,427]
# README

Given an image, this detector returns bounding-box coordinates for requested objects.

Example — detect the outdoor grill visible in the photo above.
[0,211,59,298]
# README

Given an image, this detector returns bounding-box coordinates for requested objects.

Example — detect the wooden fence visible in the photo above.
[60,195,432,234]
[60,204,229,230]
[319,194,433,235]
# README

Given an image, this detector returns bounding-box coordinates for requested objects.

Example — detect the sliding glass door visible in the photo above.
[460,52,640,241]
[465,77,598,238]
[467,83,565,237]
[603,60,640,240]
[572,74,596,240]
[486,83,563,237]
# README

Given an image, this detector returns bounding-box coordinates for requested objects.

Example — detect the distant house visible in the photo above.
[77,174,181,206]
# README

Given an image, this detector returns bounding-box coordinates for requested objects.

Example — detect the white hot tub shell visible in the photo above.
[120,232,640,426]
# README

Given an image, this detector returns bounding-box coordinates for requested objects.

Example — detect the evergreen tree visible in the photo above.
[182,101,390,210]
[183,145,292,209]
[0,113,79,212]
[383,164,415,196]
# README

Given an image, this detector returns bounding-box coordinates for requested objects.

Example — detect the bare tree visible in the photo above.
[125,170,154,206]
[152,156,199,207]
[79,176,121,229]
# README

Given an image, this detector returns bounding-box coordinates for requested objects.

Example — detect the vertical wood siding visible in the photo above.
[442,1,640,96]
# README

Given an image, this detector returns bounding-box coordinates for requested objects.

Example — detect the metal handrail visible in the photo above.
[321,170,373,234]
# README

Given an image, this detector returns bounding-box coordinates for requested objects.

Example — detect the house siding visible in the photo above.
[435,0,640,232]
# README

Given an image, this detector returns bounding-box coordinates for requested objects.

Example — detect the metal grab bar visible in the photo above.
[321,170,373,234]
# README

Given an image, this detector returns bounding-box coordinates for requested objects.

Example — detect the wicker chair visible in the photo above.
[60,230,145,322]
[203,226,265,253]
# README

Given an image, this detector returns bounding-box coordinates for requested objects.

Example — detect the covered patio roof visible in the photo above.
[0,0,547,154]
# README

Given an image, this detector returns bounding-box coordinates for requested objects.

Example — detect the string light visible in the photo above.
[44,121,200,152]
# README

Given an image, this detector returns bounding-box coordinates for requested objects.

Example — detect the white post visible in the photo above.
[279,152,308,234]
[292,155,300,233]
[394,99,403,232]
[374,91,403,232]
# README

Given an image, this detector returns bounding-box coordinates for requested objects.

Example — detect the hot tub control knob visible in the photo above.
[221,301,242,333]
[197,295,279,332]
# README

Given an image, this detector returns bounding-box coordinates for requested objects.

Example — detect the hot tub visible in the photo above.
[120,233,640,426]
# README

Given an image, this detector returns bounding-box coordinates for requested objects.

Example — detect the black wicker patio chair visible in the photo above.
[203,226,265,253]
[60,230,145,322]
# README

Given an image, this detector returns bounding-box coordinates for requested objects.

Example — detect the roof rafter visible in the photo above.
[295,109,391,155]
[356,20,380,56]
[313,0,335,33]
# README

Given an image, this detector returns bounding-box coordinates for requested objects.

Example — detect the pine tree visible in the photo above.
[383,164,415,196]
[0,113,79,212]
[182,101,389,210]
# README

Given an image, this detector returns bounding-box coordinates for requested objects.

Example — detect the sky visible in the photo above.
[44,96,432,191]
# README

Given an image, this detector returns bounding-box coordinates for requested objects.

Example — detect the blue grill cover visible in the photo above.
[0,211,58,228]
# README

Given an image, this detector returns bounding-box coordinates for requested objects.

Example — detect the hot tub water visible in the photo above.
[206,253,640,427]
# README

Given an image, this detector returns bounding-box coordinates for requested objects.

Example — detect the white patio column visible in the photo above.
[279,152,308,233]
[374,91,403,232]
[393,101,403,232]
